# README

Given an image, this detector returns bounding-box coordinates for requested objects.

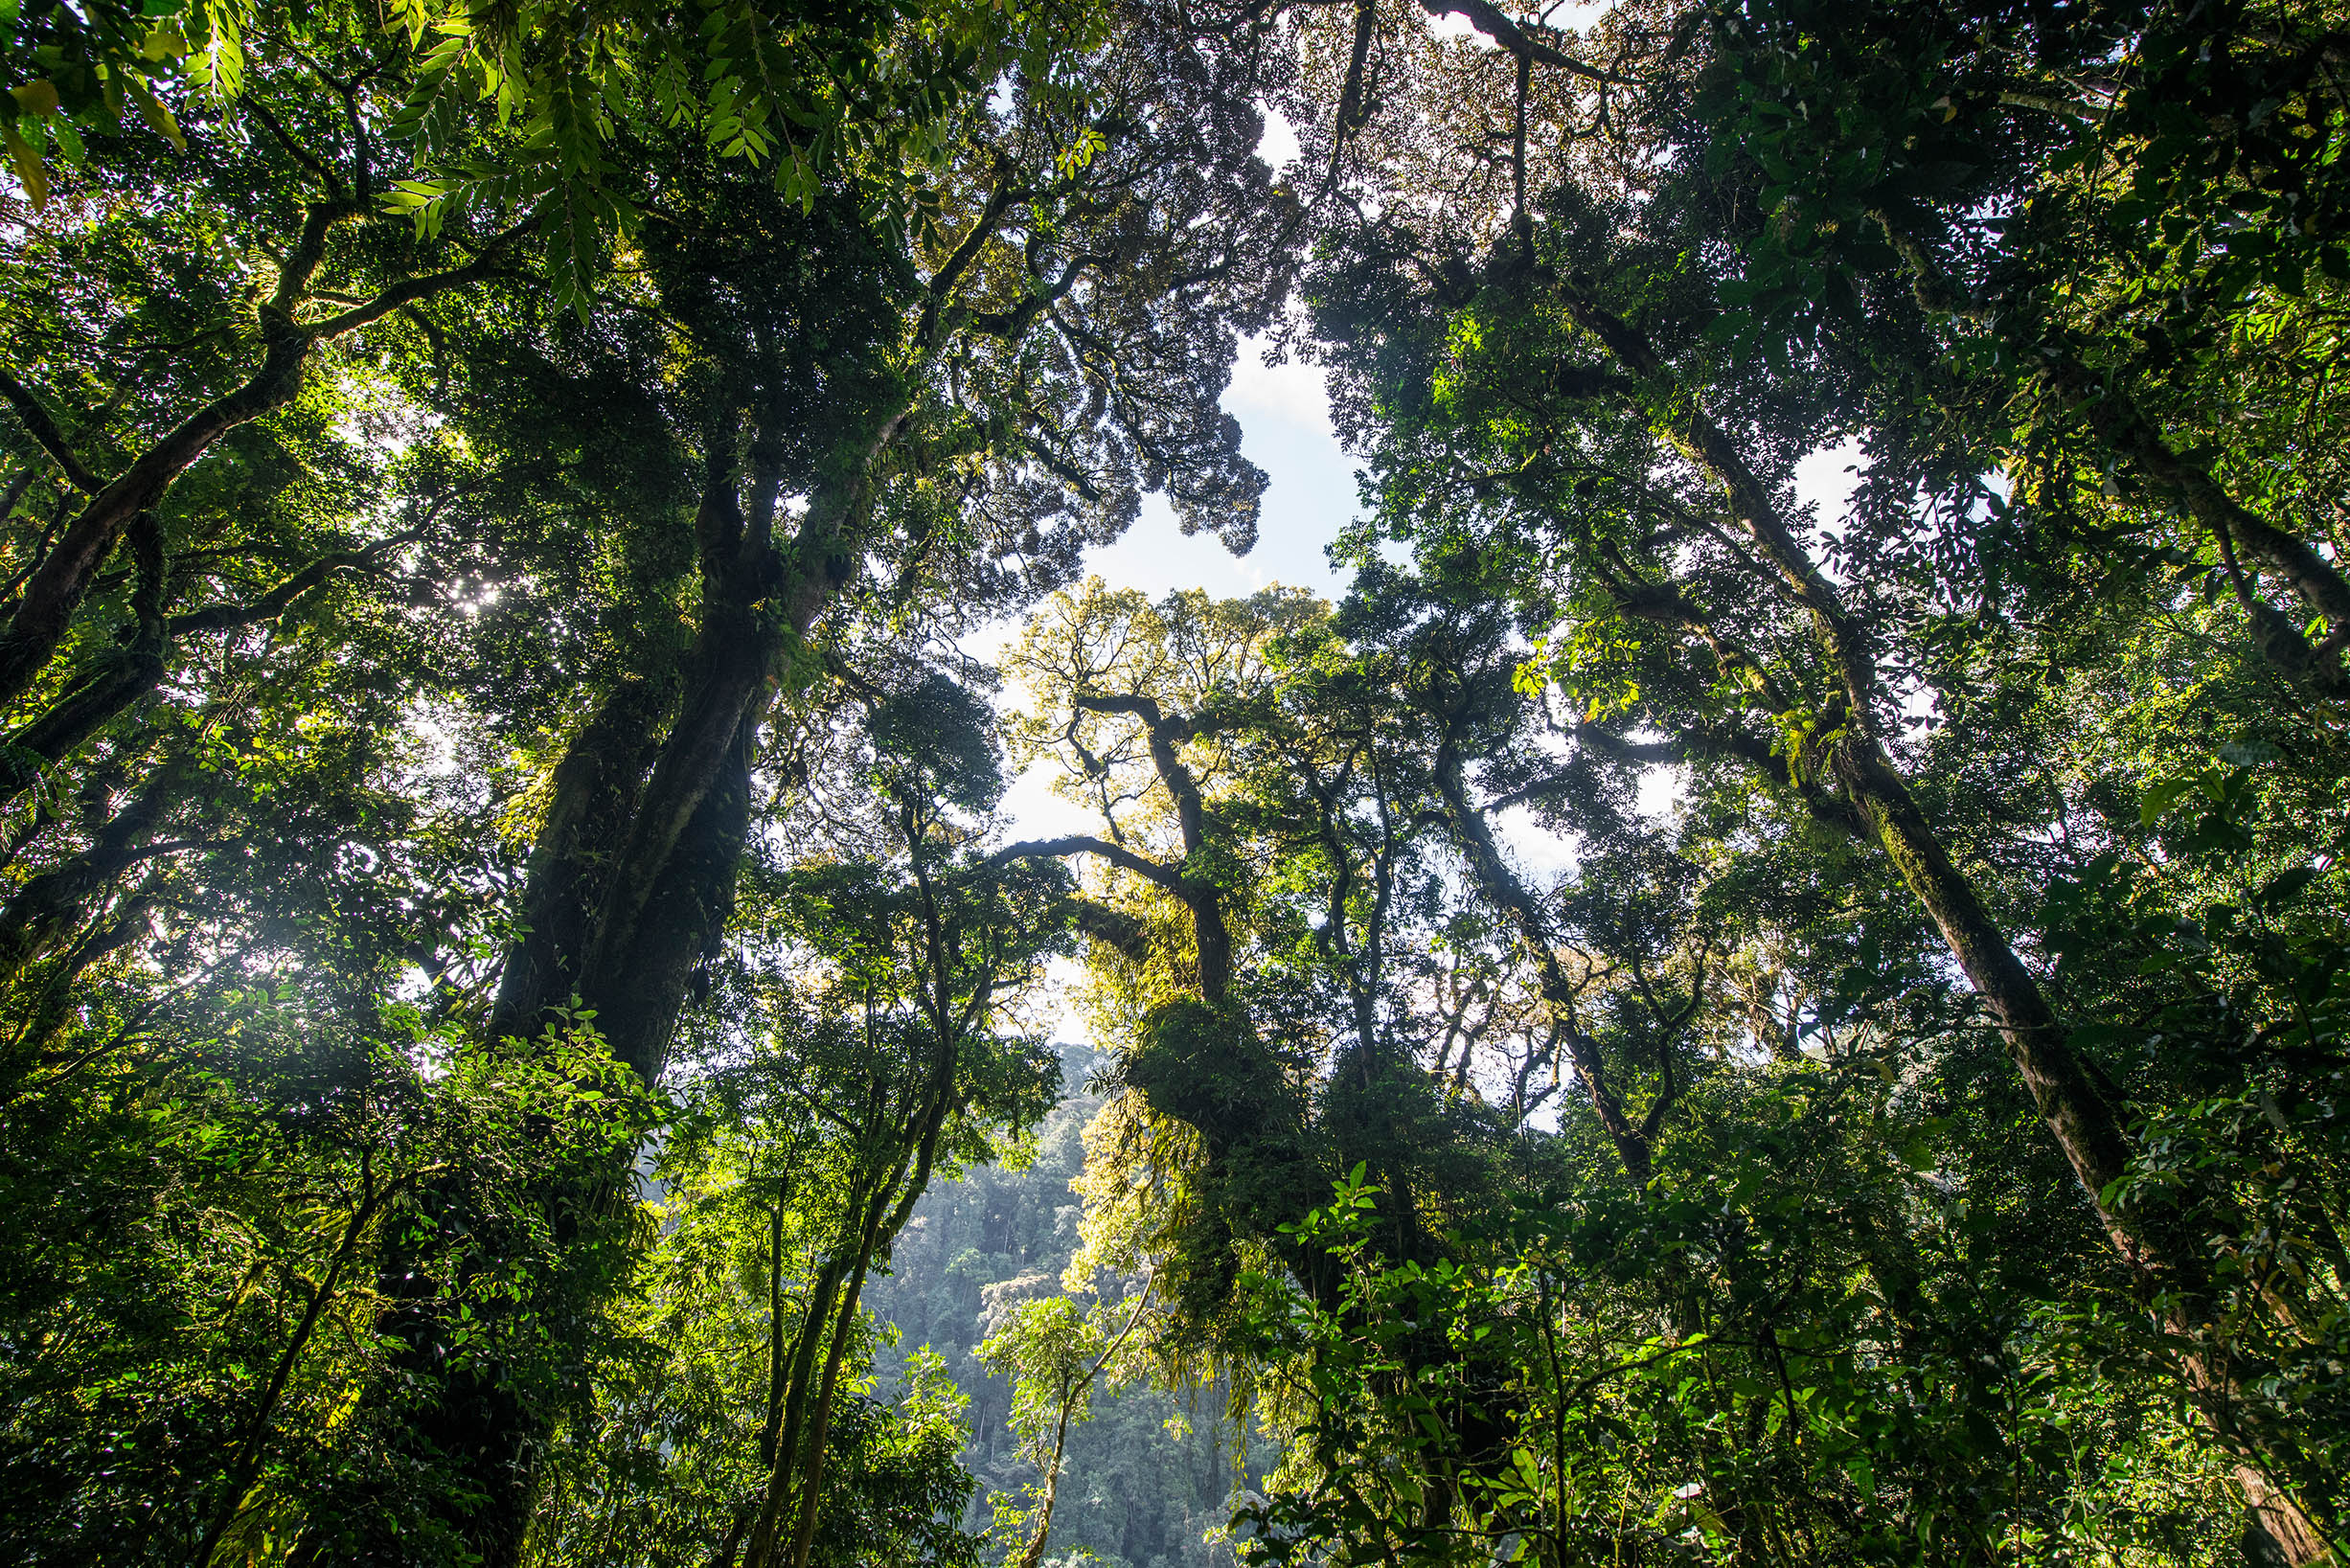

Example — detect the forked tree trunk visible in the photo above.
[407,409,913,1568]
[733,1250,856,1568]
[304,441,793,1567]
[744,1064,957,1568]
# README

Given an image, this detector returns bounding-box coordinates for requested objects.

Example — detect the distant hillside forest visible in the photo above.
[863,1044,1263,1568]
[3,1,2348,1567]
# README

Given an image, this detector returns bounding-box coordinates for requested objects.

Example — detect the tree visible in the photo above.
[976,1272,1159,1568]
[1275,0,2347,1550]
[7,2,2348,1562]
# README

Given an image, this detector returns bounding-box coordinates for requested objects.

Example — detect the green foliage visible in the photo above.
[5,0,1097,315]
[0,996,656,1565]
[6,1,2350,1564]
[1239,1119,2248,1568]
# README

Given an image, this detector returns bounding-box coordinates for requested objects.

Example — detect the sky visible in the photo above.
[945,3,1881,1125]
[1082,343,1354,606]
[958,216,1872,1049]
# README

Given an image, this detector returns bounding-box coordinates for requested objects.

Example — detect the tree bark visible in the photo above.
[486,677,671,1047]
[445,414,904,1567]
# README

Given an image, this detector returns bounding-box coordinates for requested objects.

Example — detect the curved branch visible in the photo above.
[988,834,1187,896]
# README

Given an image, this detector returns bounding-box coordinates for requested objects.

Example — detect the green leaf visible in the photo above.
[2139,774,2196,827]
[2253,866,2316,910]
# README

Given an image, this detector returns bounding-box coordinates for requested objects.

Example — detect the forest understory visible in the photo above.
[2,0,2348,1564]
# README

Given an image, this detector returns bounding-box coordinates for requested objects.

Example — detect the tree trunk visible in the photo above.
[579,695,762,1081]
[2042,355,2350,692]
[1071,694,1235,1003]
[0,506,168,807]
[194,1164,387,1567]
[1870,211,2350,693]
[1433,739,1652,1185]
[487,677,671,1047]
[1562,292,2338,1557]
[739,1252,855,1568]
[764,1101,955,1568]
[1831,738,2338,1561]
[780,1259,875,1568]
[1831,742,2138,1250]
[334,397,904,1568]
[1013,1382,1079,1568]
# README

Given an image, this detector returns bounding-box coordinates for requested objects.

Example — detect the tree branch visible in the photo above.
[301,219,537,339]
[988,834,1187,896]
[0,369,103,495]
[1417,0,1629,82]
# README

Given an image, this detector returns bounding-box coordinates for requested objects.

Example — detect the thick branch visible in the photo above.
[168,544,383,635]
[1071,898,1152,963]
[1870,208,2350,673]
[1417,0,1628,81]
[301,223,534,338]
[989,834,1188,896]
[0,369,102,495]
[1067,691,1234,1000]
[0,220,523,713]
[919,166,1024,349]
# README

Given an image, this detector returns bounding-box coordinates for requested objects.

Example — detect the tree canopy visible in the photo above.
[1,1,2346,1565]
